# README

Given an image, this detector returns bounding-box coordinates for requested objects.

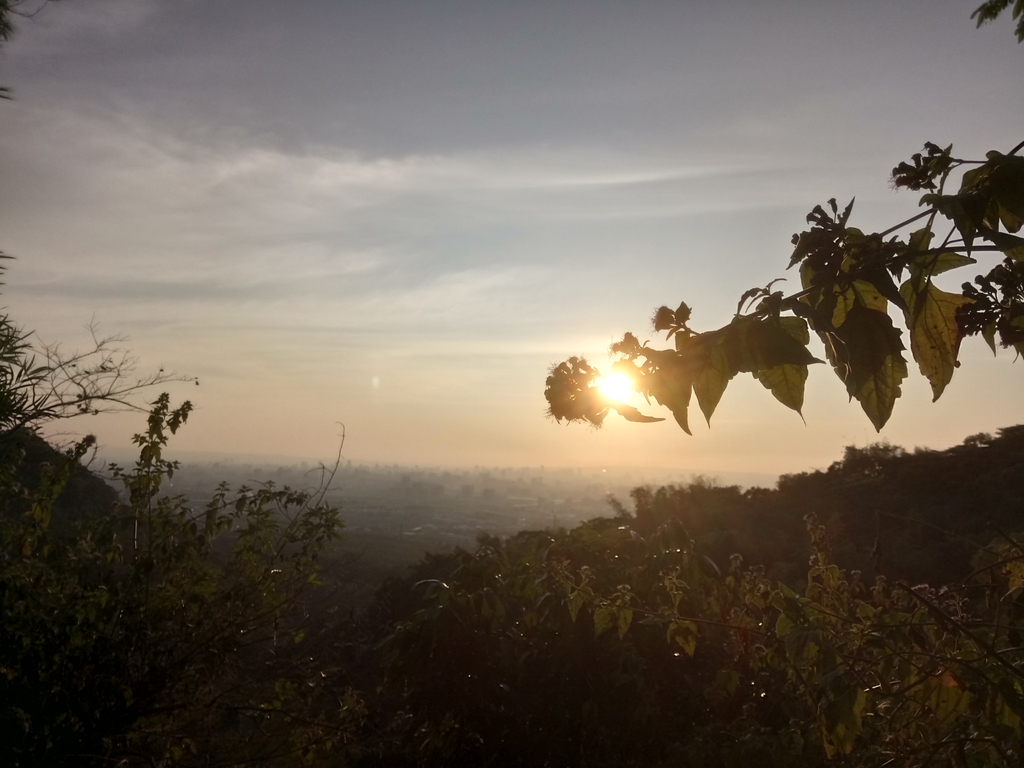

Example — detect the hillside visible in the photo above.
[621,426,1024,586]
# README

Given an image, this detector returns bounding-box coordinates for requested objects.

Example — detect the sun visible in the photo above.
[598,371,633,403]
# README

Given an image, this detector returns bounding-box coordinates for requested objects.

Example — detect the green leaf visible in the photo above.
[616,607,633,639]
[820,686,866,757]
[906,251,977,283]
[915,671,972,728]
[594,606,615,637]
[899,280,973,400]
[832,281,887,328]
[1005,560,1024,593]
[756,363,808,417]
[830,305,908,431]
[747,317,821,370]
[667,620,698,656]
[775,612,794,638]
[692,341,732,426]
[568,590,585,622]
[778,315,811,344]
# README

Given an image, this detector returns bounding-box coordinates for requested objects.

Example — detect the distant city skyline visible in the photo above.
[1,0,1022,477]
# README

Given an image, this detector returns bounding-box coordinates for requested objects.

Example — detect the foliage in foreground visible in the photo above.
[0,396,355,767]
[544,2,1024,435]
[5,412,1024,767]
[546,138,1024,434]
[364,503,1024,767]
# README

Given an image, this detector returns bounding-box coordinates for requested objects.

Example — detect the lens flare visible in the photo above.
[598,371,633,403]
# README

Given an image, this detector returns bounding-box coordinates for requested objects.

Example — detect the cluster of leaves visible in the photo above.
[0,259,192,437]
[972,0,1024,43]
[0,395,356,766]
[360,502,1024,767]
[546,142,1024,432]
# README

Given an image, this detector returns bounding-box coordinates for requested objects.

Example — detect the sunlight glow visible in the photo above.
[598,372,633,403]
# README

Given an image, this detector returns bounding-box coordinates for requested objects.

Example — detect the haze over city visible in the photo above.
[2,0,1023,479]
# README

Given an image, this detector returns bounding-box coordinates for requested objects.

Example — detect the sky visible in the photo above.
[0,0,1022,482]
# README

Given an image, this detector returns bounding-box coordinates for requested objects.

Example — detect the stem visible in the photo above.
[878,210,932,238]
[896,582,1024,682]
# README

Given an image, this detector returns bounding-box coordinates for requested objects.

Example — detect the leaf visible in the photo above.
[899,280,973,400]
[914,671,972,728]
[692,341,732,426]
[832,281,887,328]
[922,193,978,253]
[820,686,866,757]
[830,305,908,431]
[982,322,998,355]
[980,227,1024,261]
[906,251,977,282]
[594,606,615,637]
[1005,560,1024,594]
[647,357,693,435]
[756,363,808,417]
[616,607,633,639]
[667,620,698,657]
[775,612,794,638]
[990,156,1024,233]
[610,402,665,423]
[568,590,585,622]
[747,317,821,370]
[778,315,811,344]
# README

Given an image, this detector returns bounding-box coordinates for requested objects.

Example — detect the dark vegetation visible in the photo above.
[4,1,1024,766]
[7,395,1024,766]
[619,427,1024,587]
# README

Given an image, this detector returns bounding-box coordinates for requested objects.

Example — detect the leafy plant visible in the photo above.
[545,4,1024,434]
[0,395,355,766]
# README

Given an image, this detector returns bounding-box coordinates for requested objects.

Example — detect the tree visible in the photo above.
[545,6,1024,436]
[0,262,196,442]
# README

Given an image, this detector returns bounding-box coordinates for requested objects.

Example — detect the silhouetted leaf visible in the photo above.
[647,357,693,434]
[982,322,998,355]
[831,306,908,431]
[736,317,821,372]
[990,158,1024,232]
[692,341,732,426]
[980,227,1024,260]
[611,402,665,423]
[864,268,909,313]
[833,281,887,328]
[907,251,977,281]
[675,301,692,325]
[900,280,973,400]
[922,194,979,253]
